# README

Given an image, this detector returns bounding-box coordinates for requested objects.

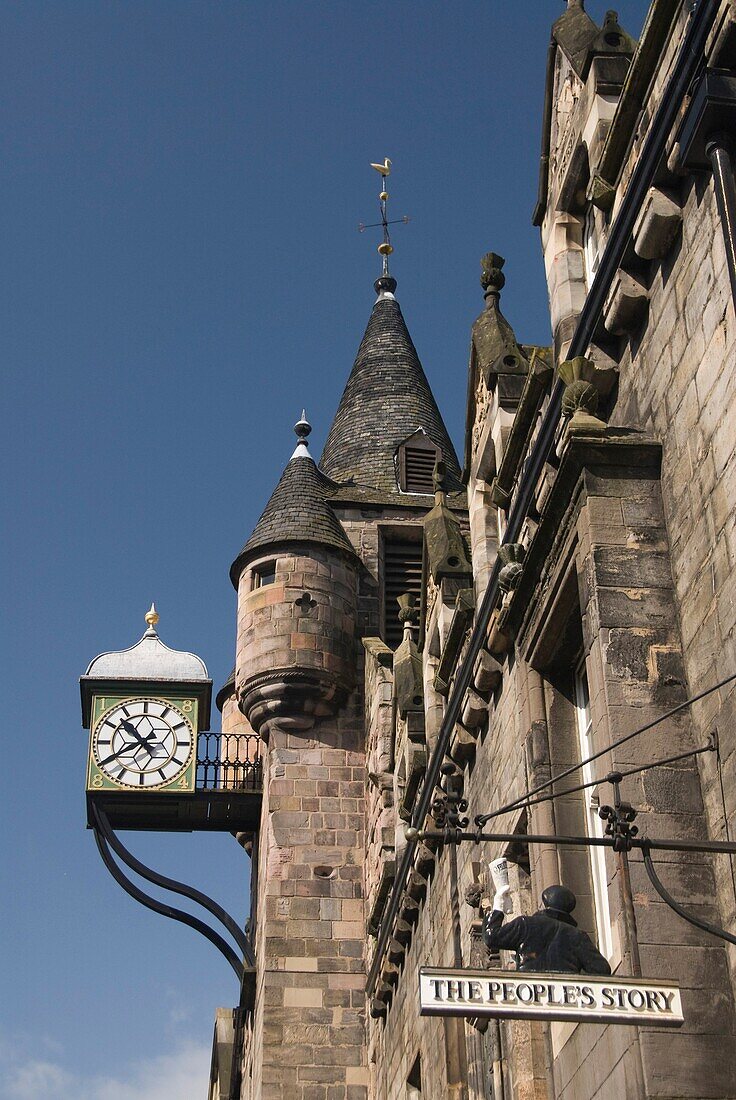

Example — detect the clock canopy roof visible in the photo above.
[85,622,209,682]
[80,607,212,728]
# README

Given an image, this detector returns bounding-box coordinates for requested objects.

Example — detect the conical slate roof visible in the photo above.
[320,281,462,496]
[230,439,357,586]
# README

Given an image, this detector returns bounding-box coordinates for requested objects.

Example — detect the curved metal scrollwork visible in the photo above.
[641,841,736,948]
[91,803,253,981]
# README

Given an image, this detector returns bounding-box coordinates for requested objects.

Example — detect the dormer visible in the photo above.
[396,429,441,495]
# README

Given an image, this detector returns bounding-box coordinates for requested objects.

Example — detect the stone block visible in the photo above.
[473,648,502,693]
[603,270,649,335]
[633,187,682,260]
[284,987,323,1008]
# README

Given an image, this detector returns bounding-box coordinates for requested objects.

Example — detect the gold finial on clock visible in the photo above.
[145,602,160,629]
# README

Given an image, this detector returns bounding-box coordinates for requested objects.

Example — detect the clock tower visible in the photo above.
[81,604,213,830]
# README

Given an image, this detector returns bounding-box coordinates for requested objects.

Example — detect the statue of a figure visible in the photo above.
[482,861,611,976]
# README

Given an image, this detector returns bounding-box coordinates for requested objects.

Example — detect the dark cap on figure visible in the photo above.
[542,885,577,916]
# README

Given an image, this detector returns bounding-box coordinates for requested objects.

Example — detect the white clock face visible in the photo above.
[92,698,194,789]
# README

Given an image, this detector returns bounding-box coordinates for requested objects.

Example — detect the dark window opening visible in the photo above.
[252,562,276,589]
[407,1054,422,1099]
[382,536,423,648]
[504,810,531,877]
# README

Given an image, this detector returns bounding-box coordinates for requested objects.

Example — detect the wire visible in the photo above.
[714,730,736,913]
[476,671,736,826]
[483,741,715,822]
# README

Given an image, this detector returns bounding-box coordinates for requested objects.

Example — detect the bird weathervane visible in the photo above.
[358,158,410,277]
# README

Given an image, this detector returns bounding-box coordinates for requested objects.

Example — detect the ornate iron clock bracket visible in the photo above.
[91,803,255,990]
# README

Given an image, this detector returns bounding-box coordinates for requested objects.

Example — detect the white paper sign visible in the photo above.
[419,968,683,1027]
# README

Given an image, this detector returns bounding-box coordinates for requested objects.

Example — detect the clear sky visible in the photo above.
[1,3,648,1097]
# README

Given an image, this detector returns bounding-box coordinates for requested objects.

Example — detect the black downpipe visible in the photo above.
[532,38,557,228]
[367,0,721,999]
[707,136,736,308]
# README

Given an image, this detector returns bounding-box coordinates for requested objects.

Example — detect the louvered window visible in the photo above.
[398,435,440,494]
[382,536,423,647]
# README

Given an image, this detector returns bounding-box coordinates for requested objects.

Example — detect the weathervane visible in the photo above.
[359,157,410,276]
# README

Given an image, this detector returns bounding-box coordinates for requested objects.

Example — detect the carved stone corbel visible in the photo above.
[557,354,617,435]
[603,269,649,334]
[473,648,502,694]
[497,543,526,593]
[633,187,682,261]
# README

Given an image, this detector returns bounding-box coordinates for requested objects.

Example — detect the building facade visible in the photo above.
[209,2,736,1097]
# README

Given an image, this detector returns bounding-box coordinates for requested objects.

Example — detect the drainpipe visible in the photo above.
[676,67,736,315]
[707,135,736,308]
[526,666,561,893]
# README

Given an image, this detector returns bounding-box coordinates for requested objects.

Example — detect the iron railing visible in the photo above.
[196,732,262,793]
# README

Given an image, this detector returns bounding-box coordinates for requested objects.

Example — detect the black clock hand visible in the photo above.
[98,723,161,769]
[97,740,142,767]
[120,719,159,750]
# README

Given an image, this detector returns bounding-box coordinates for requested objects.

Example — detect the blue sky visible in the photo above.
[1,2,647,1096]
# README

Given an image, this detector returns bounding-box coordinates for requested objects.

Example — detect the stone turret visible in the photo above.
[230,414,361,738]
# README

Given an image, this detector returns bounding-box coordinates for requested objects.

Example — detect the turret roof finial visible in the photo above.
[480,252,506,303]
[397,592,419,641]
[145,602,160,631]
[358,157,410,297]
[291,410,313,459]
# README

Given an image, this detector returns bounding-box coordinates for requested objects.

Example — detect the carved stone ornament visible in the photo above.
[561,379,599,418]
[237,668,351,739]
[471,367,490,461]
[557,355,616,433]
[472,252,529,381]
[497,543,525,594]
[480,252,506,296]
[423,466,472,583]
[394,595,425,718]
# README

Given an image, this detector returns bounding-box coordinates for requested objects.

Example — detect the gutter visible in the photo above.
[532,38,558,228]
[367,0,720,1001]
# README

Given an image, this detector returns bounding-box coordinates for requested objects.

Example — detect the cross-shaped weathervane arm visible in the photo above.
[360,158,410,277]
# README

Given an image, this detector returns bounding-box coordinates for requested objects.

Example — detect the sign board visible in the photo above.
[419,968,684,1028]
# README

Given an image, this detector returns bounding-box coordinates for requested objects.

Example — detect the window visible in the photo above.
[252,562,276,589]
[574,661,613,959]
[496,505,507,544]
[583,205,601,287]
[382,535,423,647]
[397,432,440,494]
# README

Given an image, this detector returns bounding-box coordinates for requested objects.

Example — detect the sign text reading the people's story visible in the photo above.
[419,968,684,1027]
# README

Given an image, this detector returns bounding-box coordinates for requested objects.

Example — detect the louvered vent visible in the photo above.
[403,446,437,494]
[383,537,423,647]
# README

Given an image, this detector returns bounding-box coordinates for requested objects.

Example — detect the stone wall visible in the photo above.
[241,700,369,1100]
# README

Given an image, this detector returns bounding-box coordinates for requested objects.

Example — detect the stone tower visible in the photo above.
[230,274,464,1099]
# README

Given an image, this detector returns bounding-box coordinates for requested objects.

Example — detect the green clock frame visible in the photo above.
[87,693,199,795]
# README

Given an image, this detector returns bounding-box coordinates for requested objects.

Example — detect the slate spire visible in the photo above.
[230,414,358,586]
[319,278,462,496]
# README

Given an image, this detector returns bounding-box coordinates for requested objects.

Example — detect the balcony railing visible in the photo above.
[196,732,262,793]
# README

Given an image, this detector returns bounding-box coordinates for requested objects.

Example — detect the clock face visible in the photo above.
[90,697,195,790]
